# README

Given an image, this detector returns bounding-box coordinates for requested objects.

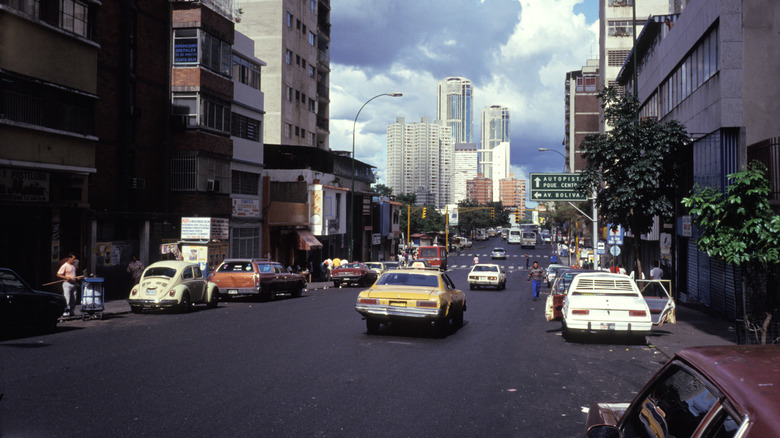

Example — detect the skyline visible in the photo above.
[326,0,600,200]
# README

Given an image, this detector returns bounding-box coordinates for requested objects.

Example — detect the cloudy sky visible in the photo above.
[326,0,600,202]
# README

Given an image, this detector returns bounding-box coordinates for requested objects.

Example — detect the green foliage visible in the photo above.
[579,87,690,237]
[682,161,780,266]
[371,183,393,197]
[455,200,507,232]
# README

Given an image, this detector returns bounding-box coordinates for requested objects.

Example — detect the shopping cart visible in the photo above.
[81,277,105,320]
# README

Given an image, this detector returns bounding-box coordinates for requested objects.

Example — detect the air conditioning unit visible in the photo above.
[207,179,220,192]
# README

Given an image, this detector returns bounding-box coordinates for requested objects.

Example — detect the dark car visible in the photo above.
[0,268,66,333]
[585,345,780,437]
[331,262,378,288]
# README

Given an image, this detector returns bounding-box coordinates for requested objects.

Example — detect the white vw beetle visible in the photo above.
[562,272,674,341]
[128,261,219,313]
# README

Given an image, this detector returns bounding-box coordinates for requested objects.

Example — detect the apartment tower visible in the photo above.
[437,77,473,144]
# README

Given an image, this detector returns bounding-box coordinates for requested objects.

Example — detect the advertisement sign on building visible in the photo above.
[181,217,229,240]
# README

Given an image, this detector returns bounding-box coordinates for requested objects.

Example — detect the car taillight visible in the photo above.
[359,298,377,305]
[572,309,589,315]
[254,274,259,287]
[169,290,175,297]
[131,290,137,296]
[417,301,438,308]
[629,310,647,317]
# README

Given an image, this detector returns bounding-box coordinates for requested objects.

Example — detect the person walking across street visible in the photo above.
[526,261,547,302]
[525,253,530,269]
[57,253,80,317]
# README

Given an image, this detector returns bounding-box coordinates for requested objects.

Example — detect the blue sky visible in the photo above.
[327,0,600,201]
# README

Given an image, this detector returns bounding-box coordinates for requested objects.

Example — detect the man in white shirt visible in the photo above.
[56,253,79,316]
[650,260,664,280]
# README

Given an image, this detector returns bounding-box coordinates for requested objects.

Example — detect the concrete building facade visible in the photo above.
[498,174,526,212]
[467,174,493,204]
[451,143,479,205]
[564,60,601,172]
[479,105,510,181]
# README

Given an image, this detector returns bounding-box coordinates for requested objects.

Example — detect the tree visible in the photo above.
[682,161,780,344]
[579,87,689,275]
[371,183,393,197]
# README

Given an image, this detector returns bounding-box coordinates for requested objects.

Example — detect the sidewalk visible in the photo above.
[59,280,336,322]
[646,302,737,358]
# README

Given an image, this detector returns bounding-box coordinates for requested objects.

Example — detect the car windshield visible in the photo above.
[218,262,253,272]
[144,267,177,278]
[376,272,439,287]
[474,265,498,272]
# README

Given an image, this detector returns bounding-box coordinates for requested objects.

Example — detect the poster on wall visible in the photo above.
[182,245,208,271]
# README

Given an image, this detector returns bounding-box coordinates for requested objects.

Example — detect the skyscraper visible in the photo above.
[437,77,473,144]
[480,105,511,197]
[386,117,454,208]
[452,143,479,204]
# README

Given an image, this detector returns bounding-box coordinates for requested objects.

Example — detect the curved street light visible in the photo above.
[349,92,403,261]
[538,147,566,172]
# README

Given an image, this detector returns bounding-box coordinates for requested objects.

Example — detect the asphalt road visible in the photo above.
[0,237,670,437]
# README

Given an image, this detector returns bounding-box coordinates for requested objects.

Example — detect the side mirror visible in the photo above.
[585,425,621,438]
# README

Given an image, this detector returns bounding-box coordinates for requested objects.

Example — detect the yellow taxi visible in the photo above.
[355,268,466,337]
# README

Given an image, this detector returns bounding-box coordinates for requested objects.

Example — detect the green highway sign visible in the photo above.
[529,173,587,201]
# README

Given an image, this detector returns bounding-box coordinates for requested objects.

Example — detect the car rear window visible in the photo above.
[340,263,360,269]
[218,262,253,272]
[144,267,177,278]
[376,273,439,287]
[418,248,439,258]
[475,266,498,272]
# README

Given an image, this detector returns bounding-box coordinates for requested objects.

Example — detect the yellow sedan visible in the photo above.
[355,268,466,337]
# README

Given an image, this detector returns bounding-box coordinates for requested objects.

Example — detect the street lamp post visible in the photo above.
[348,92,403,262]
[538,147,599,268]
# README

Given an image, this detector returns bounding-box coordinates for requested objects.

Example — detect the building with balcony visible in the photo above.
[564,60,600,172]
[467,173,493,204]
[499,174,526,212]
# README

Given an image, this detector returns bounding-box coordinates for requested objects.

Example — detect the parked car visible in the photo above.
[355,268,466,337]
[490,247,507,260]
[383,261,400,270]
[544,268,589,321]
[561,272,674,340]
[331,262,378,288]
[585,345,780,438]
[364,262,387,275]
[0,268,66,334]
[416,245,448,271]
[545,263,569,288]
[208,259,306,301]
[128,261,219,313]
[467,264,506,290]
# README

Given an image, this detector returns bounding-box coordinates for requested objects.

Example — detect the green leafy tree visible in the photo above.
[682,161,780,344]
[371,183,393,197]
[579,87,689,275]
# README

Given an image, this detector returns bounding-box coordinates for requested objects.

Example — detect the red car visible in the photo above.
[585,345,780,437]
[331,262,378,288]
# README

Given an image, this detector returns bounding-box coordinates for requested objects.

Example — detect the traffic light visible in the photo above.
[491,208,495,219]
[422,207,427,218]
[515,209,521,222]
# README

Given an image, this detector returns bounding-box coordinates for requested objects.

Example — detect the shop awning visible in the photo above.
[296,230,323,250]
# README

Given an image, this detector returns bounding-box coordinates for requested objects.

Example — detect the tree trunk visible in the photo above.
[761,312,772,345]
[632,216,643,279]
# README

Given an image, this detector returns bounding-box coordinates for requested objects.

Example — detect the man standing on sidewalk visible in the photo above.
[57,253,79,317]
[526,261,547,302]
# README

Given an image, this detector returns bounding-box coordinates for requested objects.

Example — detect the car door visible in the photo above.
[273,264,289,291]
[636,279,676,325]
[0,269,37,323]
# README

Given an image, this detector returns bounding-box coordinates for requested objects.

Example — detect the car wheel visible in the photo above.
[39,317,59,334]
[131,305,143,314]
[452,304,464,329]
[292,282,304,298]
[366,319,380,334]
[263,288,275,302]
[179,293,192,313]
[206,289,219,308]
[333,281,341,288]
[434,319,449,338]
[469,283,475,290]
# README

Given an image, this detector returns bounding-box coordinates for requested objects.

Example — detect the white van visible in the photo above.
[507,228,521,244]
[521,232,537,248]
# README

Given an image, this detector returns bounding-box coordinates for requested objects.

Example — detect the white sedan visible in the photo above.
[467,264,507,290]
[562,272,674,341]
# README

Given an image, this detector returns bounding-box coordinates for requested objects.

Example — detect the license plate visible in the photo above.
[145,289,156,296]
[600,323,616,330]
[228,289,238,295]
[389,301,406,307]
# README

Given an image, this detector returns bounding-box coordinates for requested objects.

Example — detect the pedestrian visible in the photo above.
[526,261,547,302]
[525,253,530,269]
[456,243,461,255]
[473,255,480,265]
[650,260,664,280]
[618,264,626,275]
[127,255,144,285]
[57,253,80,317]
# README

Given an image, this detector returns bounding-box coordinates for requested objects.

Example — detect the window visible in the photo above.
[231,170,259,195]
[172,93,230,132]
[170,154,198,191]
[232,54,261,90]
[296,54,301,66]
[231,227,261,258]
[173,29,231,76]
[2,0,40,17]
[284,123,292,138]
[286,11,292,27]
[202,98,230,132]
[608,20,633,37]
[285,86,292,101]
[608,0,633,6]
[60,0,89,38]
[308,31,316,46]
[285,49,292,65]
[0,71,95,135]
[310,0,316,12]
[231,113,261,142]
[308,65,315,77]
[608,50,631,67]
[172,94,198,126]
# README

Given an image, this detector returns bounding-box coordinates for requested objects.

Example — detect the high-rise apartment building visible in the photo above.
[491,141,510,200]
[467,174,493,204]
[386,117,454,208]
[237,0,330,149]
[564,60,600,172]
[479,105,510,179]
[498,174,526,213]
[451,143,479,204]
[599,0,669,133]
[437,77,473,144]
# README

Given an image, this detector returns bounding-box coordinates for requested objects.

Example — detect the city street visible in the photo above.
[1,237,673,437]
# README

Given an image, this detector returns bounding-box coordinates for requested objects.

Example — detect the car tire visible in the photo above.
[333,281,341,288]
[452,304,464,329]
[263,288,275,302]
[469,283,475,290]
[366,318,380,334]
[292,282,304,298]
[131,305,143,314]
[434,319,449,338]
[206,289,219,308]
[179,292,192,313]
